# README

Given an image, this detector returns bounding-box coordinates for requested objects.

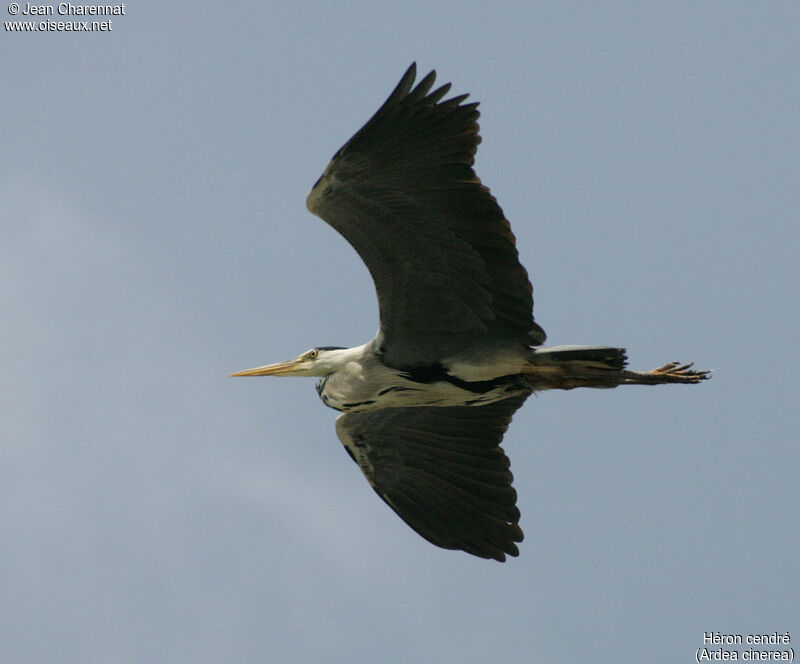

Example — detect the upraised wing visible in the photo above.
[307,63,546,368]
[335,395,530,561]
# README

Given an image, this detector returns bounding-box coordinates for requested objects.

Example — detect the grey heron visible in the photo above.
[232,64,709,561]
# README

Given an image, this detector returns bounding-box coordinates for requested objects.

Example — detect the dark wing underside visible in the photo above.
[307,63,545,367]
[334,395,530,561]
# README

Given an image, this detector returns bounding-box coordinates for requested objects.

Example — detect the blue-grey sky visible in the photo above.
[3,2,798,662]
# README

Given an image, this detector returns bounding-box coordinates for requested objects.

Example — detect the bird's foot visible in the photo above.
[622,361,711,385]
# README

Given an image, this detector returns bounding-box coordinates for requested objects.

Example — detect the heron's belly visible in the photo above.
[316,372,527,413]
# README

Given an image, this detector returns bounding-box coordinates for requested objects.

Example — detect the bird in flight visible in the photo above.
[232,64,709,561]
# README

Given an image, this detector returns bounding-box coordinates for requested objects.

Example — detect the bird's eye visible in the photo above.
[308,349,319,360]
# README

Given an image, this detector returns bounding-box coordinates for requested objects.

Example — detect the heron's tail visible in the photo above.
[531,345,628,369]
[523,345,628,390]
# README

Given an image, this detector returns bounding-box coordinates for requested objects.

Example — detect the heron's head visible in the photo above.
[230,347,346,378]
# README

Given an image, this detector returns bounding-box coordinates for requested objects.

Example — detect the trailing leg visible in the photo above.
[524,346,710,390]
[620,361,710,385]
